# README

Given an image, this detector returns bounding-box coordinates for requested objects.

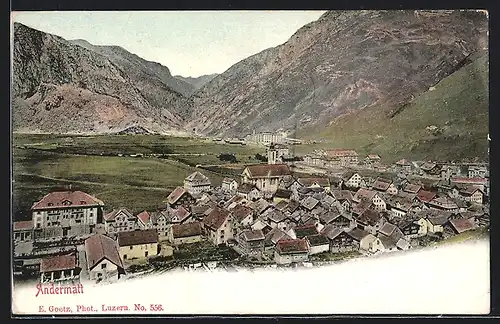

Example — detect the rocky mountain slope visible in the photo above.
[12,23,189,134]
[186,10,488,137]
[174,74,218,95]
[70,39,196,98]
[302,53,489,163]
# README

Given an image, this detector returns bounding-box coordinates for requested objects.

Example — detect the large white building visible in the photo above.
[245,131,287,145]
[184,172,211,196]
[31,191,104,239]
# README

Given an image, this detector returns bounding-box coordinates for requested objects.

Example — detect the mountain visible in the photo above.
[303,53,489,163]
[186,10,488,137]
[12,23,190,135]
[70,39,196,98]
[174,74,218,94]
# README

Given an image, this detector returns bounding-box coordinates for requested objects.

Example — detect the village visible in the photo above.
[12,135,490,286]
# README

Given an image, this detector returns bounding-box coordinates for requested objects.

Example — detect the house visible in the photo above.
[237,229,265,254]
[224,195,250,210]
[300,196,320,212]
[264,227,292,251]
[273,189,292,204]
[378,235,398,253]
[170,221,203,245]
[117,229,159,261]
[202,207,233,245]
[40,253,80,283]
[306,234,330,255]
[451,177,488,196]
[394,218,424,238]
[222,178,238,192]
[292,224,319,239]
[321,226,357,252]
[372,178,398,195]
[396,238,411,251]
[241,164,291,195]
[84,234,125,282]
[13,221,33,243]
[364,154,381,167]
[168,206,193,224]
[184,171,211,196]
[265,209,288,231]
[236,183,263,201]
[415,190,437,204]
[274,239,310,265]
[359,233,383,254]
[468,166,487,178]
[420,162,440,177]
[326,149,359,166]
[295,177,331,192]
[403,183,422,195]
[426,215,449,234]
[165,187,195,209]
[444,218,475,236]
[395,159,412,173]
[331,190,354,212]
[251,198,273,217]
[353,188,386,211]
[345,227,369,250]
[458,187,484,204]
[427,197,459,212]
[103,208,139,237]
[377,222,404,242]
[230,205,254,235]
[278,175,296,190]
[385,196,413,219]
[31,190,104,239]
[150,210,170,241]
[341,171,363,188]
[136,211,153,230]
[355,209,386,234]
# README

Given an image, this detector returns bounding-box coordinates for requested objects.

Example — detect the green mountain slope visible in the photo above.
[302,54,489,163]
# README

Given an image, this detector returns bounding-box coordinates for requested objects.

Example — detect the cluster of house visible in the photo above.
[12,145,489,283]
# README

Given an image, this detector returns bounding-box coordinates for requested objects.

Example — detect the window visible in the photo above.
[145,251,148,257]
[130,246,133,250]
[101,263,107,269]
[124,255,127,260]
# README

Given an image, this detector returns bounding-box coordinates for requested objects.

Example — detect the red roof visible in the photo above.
[14,220,33,230]
[166,187,190,204]
[103,208,135,221]
[327,149,358,157]
[172,222,203,238]
[231,205,253,223]
[275,239,309,254]
[171,206,191,222]
[40,253,77,273]
[203,206,230,231]
[416,190,436,203]
[136,210,150,225]
[84,234,123,271]
[449,218,475,234]
[451,177,488,184]
[32,191,104,210]
[244,164,291,178]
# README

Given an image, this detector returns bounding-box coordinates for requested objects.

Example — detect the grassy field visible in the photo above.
[12,134,266,221]
[301,55,489,163]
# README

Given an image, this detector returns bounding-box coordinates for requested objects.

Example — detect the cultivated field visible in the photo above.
[12,134,266,221]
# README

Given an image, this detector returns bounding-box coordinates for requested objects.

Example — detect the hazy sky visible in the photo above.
[12,11,326,77]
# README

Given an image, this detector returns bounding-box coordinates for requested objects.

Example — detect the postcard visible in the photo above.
[11,10,490,316]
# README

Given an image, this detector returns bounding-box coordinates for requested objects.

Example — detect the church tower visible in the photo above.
[267,143,278,165]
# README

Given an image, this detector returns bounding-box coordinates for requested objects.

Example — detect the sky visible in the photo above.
[12,11,326,77]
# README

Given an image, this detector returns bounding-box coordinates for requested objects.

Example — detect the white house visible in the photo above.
[222,178,238,192]
[274,239,310,265]
[306,234,330,255]
[202,207,233,245]
[342,171,363,188]
[184,172,211,196]
[84,234,125,283]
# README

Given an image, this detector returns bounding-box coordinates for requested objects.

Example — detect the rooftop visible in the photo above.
[117,229,159,247]
[32,191,104,210]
